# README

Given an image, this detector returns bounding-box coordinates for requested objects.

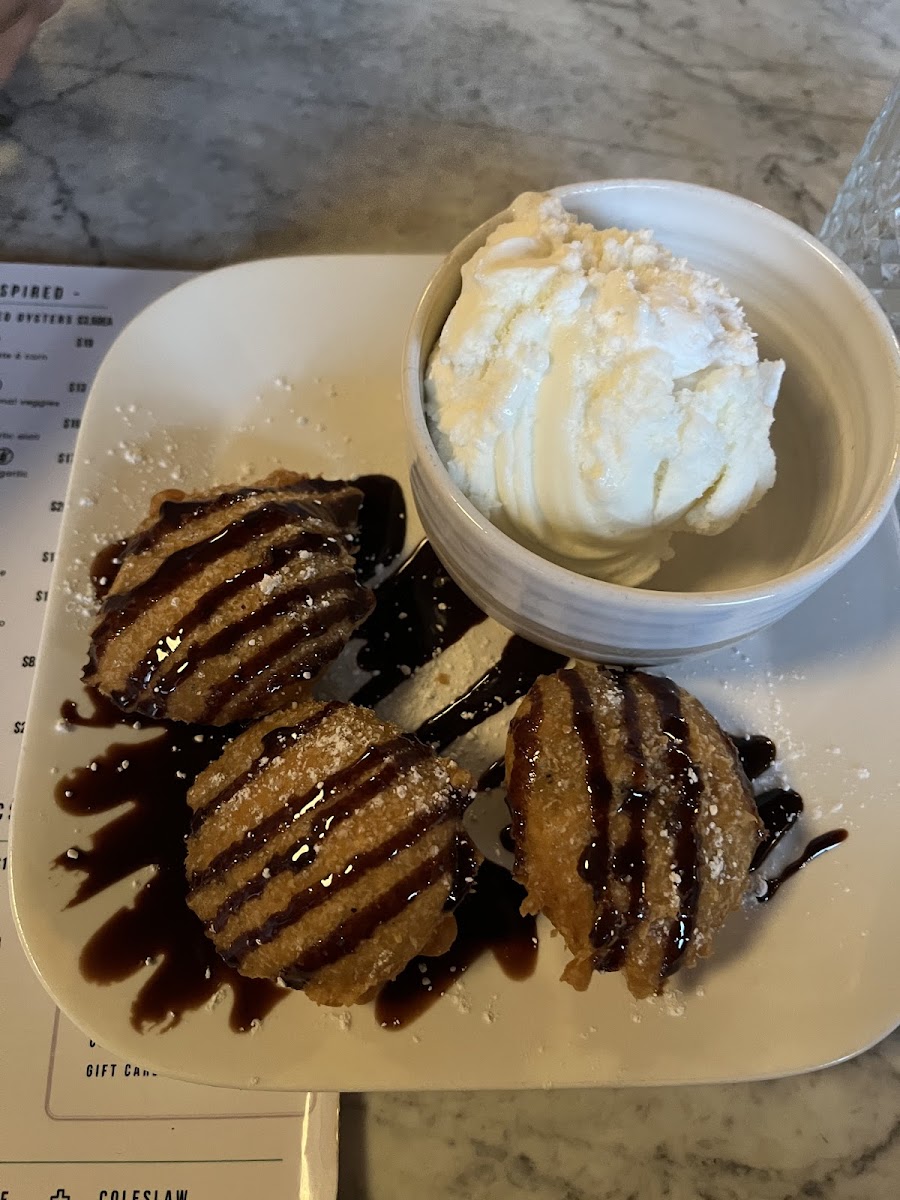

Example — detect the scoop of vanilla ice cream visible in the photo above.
[424,191,783,586]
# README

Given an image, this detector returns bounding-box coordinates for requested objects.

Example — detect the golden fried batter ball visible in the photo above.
[185,698,480,1006]
[505,663,761,999]
[84,471,373,725]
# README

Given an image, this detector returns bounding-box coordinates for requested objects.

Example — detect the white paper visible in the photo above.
[0,264,336,1200]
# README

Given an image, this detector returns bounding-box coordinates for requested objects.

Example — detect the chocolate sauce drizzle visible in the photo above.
[190,703,342,829]
[415,636,567,751]
[750,787,803,871]
[278,839,465,991]
[563,670,618,966]
[555,670,655,974]
[88,500,342,670]
[353,474,407,580]
[60,474,848,1034]
[61,688,139,730]
[115,557,357,715]
[731,734,777,781]
[724,736,843,901]
[477,758,505,792]
[127,476,359,558]
[54,693,285,1032]
[375,860,537,1029]
[189,735,432,894]
[350,540,486,707]
[219,801,463,964]
[601,673,652,969]
[640,673,704,980]
[756,830,848,901]
[195,588,368,723]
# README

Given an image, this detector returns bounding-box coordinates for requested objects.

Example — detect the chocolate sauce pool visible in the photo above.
[55,692,285,1032]
[57,473,846,1033]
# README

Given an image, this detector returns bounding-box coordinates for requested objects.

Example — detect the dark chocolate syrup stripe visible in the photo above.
[126,478,358,558]
[757,830,848,901]
[560,670,616,957]
[600,672,653,970]
[554,670,651,972]
[278,843,458,989]
[198,594,372,724]
[217,798,461,945]
[88,500,342,669]
[351,541,487,707]
[353,474,407,580]
[375,859,538,1030]
[751,786,846,899]
[221,799,466,967]
[730,734,777,782]
[210,751,465,936]
[191,704,341,826]
[415,637,568,751]
[476,757,505,792]
[113,537,355,710]
[233,629,345,720]
[189,735,431,894]
[54,706,284,1032]
[751,788,804,871]
[639,672,704,982]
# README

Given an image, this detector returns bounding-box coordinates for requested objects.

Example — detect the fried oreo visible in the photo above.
[185,699,480,1007]
[506,664,762,999]
[84,471,373,725]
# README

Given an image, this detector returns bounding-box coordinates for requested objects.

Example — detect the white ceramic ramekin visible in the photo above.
[402,180,900,663]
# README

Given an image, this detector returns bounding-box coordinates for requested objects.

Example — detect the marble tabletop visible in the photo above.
[2,1,898,1197]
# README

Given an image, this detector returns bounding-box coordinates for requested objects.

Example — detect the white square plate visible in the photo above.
[10,255,900,1090]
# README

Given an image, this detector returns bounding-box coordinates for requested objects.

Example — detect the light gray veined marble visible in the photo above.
[342,1032,900,1199]
[0,0,896,268]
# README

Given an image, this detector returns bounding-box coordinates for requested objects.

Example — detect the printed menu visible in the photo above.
[0,264,337,1200]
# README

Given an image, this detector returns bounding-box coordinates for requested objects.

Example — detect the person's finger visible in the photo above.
[35,0,63,21]
[0,0,62,83]
[0,1,30,36]
[0,0,61,38]
[0,8,41,83]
